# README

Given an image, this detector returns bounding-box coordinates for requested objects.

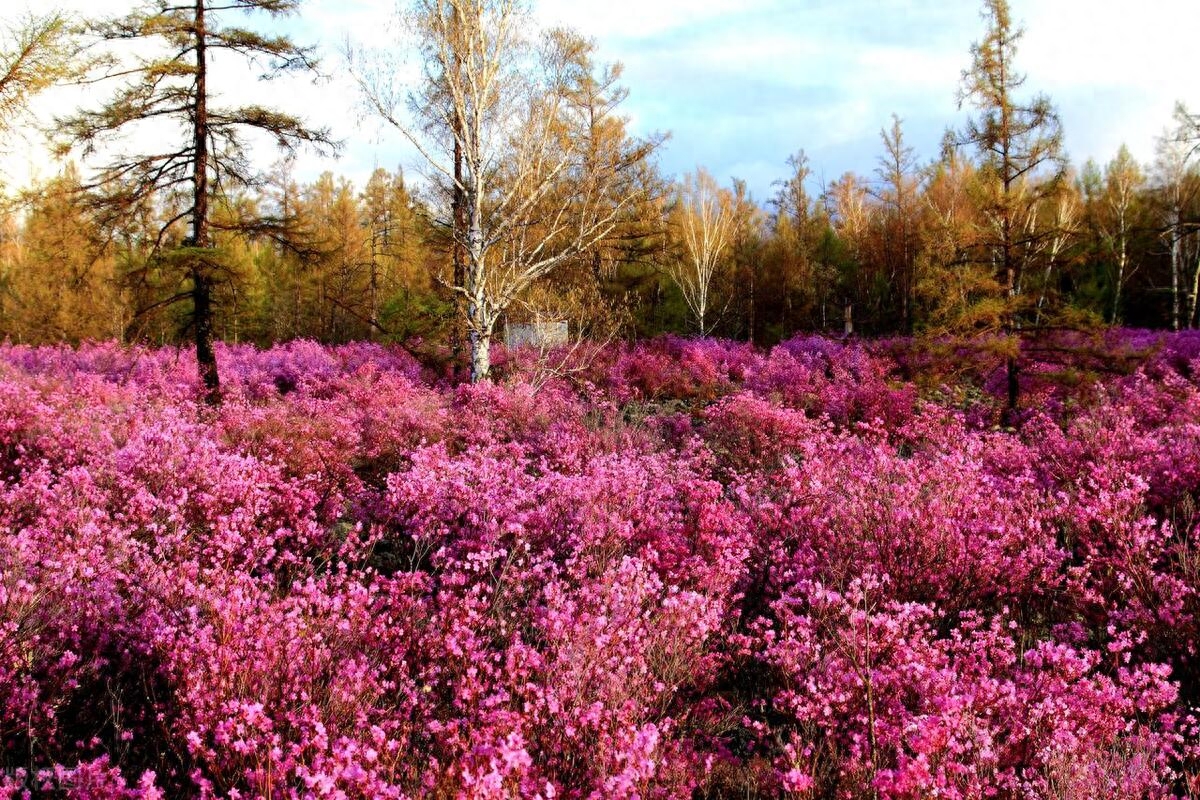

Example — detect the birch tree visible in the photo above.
[1100,145,1144,324]
[354,0,659,381]
[1154,127,1193,331]
[664,168,734,335]
[1032,180,1081,324]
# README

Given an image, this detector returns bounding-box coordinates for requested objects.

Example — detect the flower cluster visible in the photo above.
[1,333,1198,798]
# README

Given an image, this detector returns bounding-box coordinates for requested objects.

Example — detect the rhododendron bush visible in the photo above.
[2,333,1199,798]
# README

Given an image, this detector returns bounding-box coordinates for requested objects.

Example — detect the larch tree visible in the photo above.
[557,32,666,284]
[354,0,660,381]
[57,0,335,403]
[874,114,921,332]
[916,145,996,333]
[0,11,81,153]
[957,0,1064,419]
[826,171,873,335]
[1,12,96,339]
[3,164,124,343]
[768,150,823,333]
[256,158,307,341]
[361,167,425,338]
[667,167,734,335]
[728,178,765,342]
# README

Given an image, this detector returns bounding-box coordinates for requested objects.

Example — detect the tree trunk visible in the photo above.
[466,193,490,382]
[903,218,914,334]
[1173,233,1182,332]
[1190,244,1200,329]
[747,264,756,344]
[368,229,380,342]
[452,134,466,365]
[450,11,467,372]
[194,274,218,389]
[470,329,491,384]
[1111,230,1126,325]
[1171,207,1182,331]
[192,0,219,404]
[591,250,603,285]
[467,290,491,382]
[1004,354,1019,426]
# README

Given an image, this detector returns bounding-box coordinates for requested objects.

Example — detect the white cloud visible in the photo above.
[1014,0,1200,167]
[535,0,779,40]
[595,0,1200,193]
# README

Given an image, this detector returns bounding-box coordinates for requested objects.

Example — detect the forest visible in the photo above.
[0,0,1198,382]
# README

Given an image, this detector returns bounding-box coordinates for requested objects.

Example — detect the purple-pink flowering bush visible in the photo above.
[603,336,759,403]
[1,334,1199,798]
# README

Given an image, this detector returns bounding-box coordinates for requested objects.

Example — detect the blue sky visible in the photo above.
[526,0,1200,201]
[5,0,1200,202]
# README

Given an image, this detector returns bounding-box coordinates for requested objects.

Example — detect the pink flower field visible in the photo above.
[2,333,1200,798]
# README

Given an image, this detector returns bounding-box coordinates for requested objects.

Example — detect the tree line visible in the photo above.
[1,0,1199,394]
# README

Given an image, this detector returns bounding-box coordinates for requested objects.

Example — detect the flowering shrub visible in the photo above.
[603,336,759,403]
[1,334,1199,798]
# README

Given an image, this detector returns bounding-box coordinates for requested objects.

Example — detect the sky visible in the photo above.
[3,0,1199,203]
